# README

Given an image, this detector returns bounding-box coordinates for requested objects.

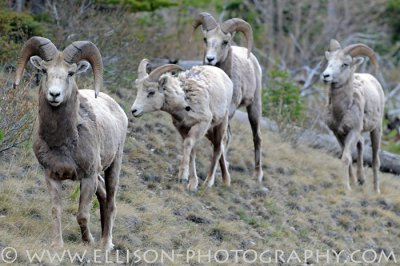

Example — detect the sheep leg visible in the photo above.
[356,138,366,185]
[181,122,209,192]
[218,115,231,186]
[341,131,358,191]
[349,164,356,186]
[102,158,121,251]
[219,144,231,186]
[77,176,97,245]
[96,175,107,235]
[45,174,63,249]
[204,126,225,188]
[370,128,381,193]
[246,102,263,182]
[223,123,232,168]
[189,148,198,187]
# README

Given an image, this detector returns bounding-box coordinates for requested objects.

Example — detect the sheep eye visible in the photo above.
[342,63,349,68]
[147,91,155,97]
[222,40,228,46]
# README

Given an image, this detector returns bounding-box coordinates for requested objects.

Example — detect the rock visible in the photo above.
[186,214,211,224]
[251,187,269,197]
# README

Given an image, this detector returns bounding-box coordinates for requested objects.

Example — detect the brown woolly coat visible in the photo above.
[33,88,127,180]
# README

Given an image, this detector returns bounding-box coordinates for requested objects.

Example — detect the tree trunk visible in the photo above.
[14,0,25,12]
[31,0,45,14]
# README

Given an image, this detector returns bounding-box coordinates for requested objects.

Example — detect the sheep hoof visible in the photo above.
[51,239,64,250]
[179,178,189,184]
[255,170,264,183]
[203,179,215,188]
[84,234,95,245]
[222,181,231,187]
[187,182,198,192]
[101,240,114,251]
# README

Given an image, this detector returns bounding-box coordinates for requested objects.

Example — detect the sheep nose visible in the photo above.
[206,56,215,63]
[323,73,330,79]
[131,109,137,115]
[50,92,60,98]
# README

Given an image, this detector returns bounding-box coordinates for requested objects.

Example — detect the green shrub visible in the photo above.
[387,0,400,42]
[0,72,36,153]
[0,10,46,63]
[262,69,303,124]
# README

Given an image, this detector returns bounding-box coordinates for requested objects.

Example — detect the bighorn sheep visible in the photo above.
[192,12,263,182]
[131,59,233,192]
[322,39,384,193]
[14,37,128,250]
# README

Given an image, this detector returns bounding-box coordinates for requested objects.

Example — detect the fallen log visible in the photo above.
[233,111,400,175]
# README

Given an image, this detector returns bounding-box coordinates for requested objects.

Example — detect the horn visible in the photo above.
[63,41,103,98]
[14,36,58,88]
[221,18,253,58]
[342,43,379,68]
[193,12,218,31]
[148,64,183,82]
[329,39,341,51]
[191,12,218,42]
[138,59,150,79]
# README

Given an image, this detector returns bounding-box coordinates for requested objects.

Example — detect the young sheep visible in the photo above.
[322,39,384,193]
[14,37,128,250]
[131,59,233,192]
[192,12,264,183]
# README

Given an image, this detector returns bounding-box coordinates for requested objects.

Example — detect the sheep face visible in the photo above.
[131,78,164,117]
[30,55,90,106]
[322,50,364,87]
[202,27,232,66]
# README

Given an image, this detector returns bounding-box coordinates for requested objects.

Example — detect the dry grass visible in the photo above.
[1,97,400,264]
[1,5,400,265]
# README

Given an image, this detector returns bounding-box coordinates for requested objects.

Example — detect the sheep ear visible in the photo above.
[353,57,364,67]
[76,60,90,74]
[325,51,330,60]
[30,56,43,70]
[158,76,168,91]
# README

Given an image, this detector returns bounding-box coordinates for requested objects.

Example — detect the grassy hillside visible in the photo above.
[1,2,400,265]
[1,83,400,264]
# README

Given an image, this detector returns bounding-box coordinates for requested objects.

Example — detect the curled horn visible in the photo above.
[138,59,150,79]
[148,64,183,82]
[342,43,379,69]
[329,39,341,51]
[191,12,218,41]
[14,36,58,88]
[221,18,253,58]
[63,41,103,98]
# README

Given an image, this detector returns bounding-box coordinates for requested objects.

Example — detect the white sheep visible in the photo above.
[14,36,128,250]
[192,12,264,182]
[131,59,233,191]
[322,39,384,193]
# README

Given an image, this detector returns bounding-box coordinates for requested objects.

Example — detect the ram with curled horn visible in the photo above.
[131,59,233,192]
[191,12,264,183]
[322,39,385,193]
[14,36,128,250]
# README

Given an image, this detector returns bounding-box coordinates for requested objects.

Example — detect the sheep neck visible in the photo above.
[161,88,188,121]
[38,88,79,148]
[328,74,354,120]
[217,47,233,78]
